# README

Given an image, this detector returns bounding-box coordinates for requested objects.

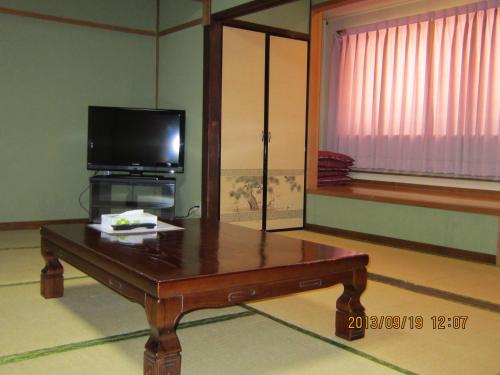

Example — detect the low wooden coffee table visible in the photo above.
[40,219,368,374]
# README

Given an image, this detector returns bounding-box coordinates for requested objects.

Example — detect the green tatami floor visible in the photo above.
[0,228,499,374]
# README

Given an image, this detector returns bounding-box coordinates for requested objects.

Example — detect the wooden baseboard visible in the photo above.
[0,218,88,231]
[305,223,496,264]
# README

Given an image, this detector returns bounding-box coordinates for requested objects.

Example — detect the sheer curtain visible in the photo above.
[327,0,500,178]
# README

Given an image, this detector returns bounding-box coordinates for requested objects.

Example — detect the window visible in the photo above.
[326,1,500,179]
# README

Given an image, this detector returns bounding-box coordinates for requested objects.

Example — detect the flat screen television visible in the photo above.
[87,106,185,174]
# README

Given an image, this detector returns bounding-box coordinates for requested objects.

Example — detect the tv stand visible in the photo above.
[127,171,149,177]
[89,175,175,223]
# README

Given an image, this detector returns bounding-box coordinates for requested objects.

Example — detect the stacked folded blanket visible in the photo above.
[318,151,354,186]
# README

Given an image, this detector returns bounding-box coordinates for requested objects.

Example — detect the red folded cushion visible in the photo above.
[318,167,351,173]
[318,175,352,182]
[318,151,354,163]
[318,159,353,168]
[318,170,349,177]
[317,176,352,185]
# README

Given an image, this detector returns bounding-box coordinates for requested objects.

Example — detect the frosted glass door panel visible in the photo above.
[220,27,265,229]
[266,36,307,230]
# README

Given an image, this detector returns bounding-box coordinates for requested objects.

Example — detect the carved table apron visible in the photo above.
[40,219,368,375]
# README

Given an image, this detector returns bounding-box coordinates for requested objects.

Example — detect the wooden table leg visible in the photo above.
[40,242,64,299]
[144,295,184,375]
[335,267,367,340]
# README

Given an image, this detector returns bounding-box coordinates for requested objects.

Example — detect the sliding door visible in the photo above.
[220,26,308,231]
[219,27,265,230]
[265,36,308,230]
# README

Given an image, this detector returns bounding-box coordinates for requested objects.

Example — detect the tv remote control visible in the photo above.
[111,223,157,231]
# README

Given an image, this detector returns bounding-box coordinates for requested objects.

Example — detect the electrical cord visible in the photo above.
[175,205,200,219]
[78,171,100,214]
[78,185,90,213]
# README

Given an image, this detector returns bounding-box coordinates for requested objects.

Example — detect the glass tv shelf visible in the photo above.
[89,175,175,223]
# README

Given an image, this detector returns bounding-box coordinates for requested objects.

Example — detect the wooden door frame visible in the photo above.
[307,0,363,191]
[202,0,308,220]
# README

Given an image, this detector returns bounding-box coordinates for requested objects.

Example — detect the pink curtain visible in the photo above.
[327,0,500,178]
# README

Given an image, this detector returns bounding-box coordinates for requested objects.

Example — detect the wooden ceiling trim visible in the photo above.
[223,19,309,40]
[212,0,299,21]
[158,18,203,37]
[203,0,212,26]
[311,0,364,12]
[0,6,156,36]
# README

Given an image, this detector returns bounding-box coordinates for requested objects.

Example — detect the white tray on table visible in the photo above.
[88,220,183,235]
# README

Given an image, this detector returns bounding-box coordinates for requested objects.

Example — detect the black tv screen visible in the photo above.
[87,106,185,173]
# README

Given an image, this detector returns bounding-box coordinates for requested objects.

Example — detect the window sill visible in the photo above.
[308,180,500,216]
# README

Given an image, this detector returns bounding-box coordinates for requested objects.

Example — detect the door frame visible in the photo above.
[202,0,310,222]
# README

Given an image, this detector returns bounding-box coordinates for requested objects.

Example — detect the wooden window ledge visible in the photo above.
[308,180,500,216]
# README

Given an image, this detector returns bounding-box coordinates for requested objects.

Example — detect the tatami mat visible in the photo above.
[281,230,500,305]
[1,228,499,374]
[248,281,500,375]
[0,229,40,250]
[0,278,246,357]
[0,314,403,375]
[0,248,84,286]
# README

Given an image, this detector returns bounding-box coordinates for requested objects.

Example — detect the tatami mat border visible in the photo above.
[242,305,416,375]
[0,310,256,366]
[368,273,500,313]
[0,276,89,288]
[0,246,39,251]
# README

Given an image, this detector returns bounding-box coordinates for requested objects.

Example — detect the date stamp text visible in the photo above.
[348,315,469,330]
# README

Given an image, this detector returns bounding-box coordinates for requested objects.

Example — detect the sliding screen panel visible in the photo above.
[266,36,308,230]
[220,27,266,230]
